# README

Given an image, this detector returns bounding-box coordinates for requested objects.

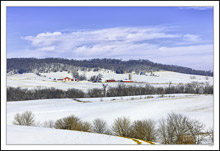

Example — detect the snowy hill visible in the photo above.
[7,70,213,92]
[7,94,213,131]
[7,94,213,144]
[7,58,213,76]
[6,69,214,145]
[7,125,145,144]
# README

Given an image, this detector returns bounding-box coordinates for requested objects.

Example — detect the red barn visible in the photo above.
[122,80,134,83]
[106,79,116,82]
[57,77,74,82]
[63,77,73,81]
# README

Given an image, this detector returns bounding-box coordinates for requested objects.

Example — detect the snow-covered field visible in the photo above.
[7,94,213,128]
[6,70,214,144]
[7,94,213,144]
[7,71,213,92]
[7,125,141,144]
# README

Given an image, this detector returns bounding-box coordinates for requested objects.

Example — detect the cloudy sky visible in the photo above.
[7,7,213,71]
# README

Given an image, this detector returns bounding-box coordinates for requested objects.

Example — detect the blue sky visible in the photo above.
[7,7,213,71]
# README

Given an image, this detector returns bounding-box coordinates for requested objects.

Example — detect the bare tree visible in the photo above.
[54,114,92,132]
[90,75,97,82]
[203,82,213,94]
[165,82,172,94]
[13,111,35,126]
[97,73,103,78]
[88,88,103,97]
[55,115,82,131]
[167,113,190,144]
[81,121,92,132]
[157,88,165,98]
[158,118,169,144]
[186,119,205,144]
[157,113,206,144]
[102,84,108,97]
[92,118,108,134]
[130,119,157,141]
[112,117,131,137]
[43,120,55,128]
[206,128,214,143]
[71,70,80,79]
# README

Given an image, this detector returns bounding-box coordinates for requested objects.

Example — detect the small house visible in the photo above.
[97,78,106,83]
[57,77,74,82]
[63,77,73,81]
[121,80,134,83]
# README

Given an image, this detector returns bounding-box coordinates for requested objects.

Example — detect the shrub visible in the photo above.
[92,118,108,134]
[43,120,55,128]
[89,75,97,82]
[13,111,35,126]
[55,115,82,130]
[54,115,91,132]
[130,119,157,141]
[79,75,87,81]
[157,113,205,144]
[65,88,85,98]
[206,128,214,143]
[186,119,205,144]
[88,88,103,97]
[81,121,92,132]
[112,117,131,137]
[146,96,154,99]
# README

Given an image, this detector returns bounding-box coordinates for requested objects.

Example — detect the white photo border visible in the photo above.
[1,1,219,150]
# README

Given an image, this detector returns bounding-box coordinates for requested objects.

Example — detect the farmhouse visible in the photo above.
[120,73,133,83]
[57,77,76,82]
[121,79,134,83]
[97,78,106,83]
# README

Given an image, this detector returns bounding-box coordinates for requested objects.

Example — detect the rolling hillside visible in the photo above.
[7,70,213,92]
[7,94,213,144]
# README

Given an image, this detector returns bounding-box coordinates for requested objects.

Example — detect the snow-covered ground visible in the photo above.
[7,94,213,128]
[7,125,140,144]
[7,94,213,144]
[6,70,214,144]
[7,71,213,92]
[7,94,213,130]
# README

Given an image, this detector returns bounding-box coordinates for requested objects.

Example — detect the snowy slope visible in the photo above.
[7,71,213,91]
[40,70,213,84]
[7,94,213,144]
[7,94,213,130]
[7,125,138,144]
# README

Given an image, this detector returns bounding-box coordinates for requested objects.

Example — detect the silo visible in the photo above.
[129,73,132,80]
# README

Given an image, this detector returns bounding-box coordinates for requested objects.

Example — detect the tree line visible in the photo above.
[7,58,213,76]
[7,82,213,101]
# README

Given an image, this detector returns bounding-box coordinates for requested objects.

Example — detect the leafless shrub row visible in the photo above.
[13,111,213,144]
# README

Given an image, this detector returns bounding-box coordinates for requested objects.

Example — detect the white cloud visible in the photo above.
[32,32,62,38]
[21,26,213,70]
[148,44,213,71]
[22,26,183,54]
[183,34,201,42]
[178,7,213,11]
[157,44,213,56]
[36,46,56,51]
[24,27,179,49]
